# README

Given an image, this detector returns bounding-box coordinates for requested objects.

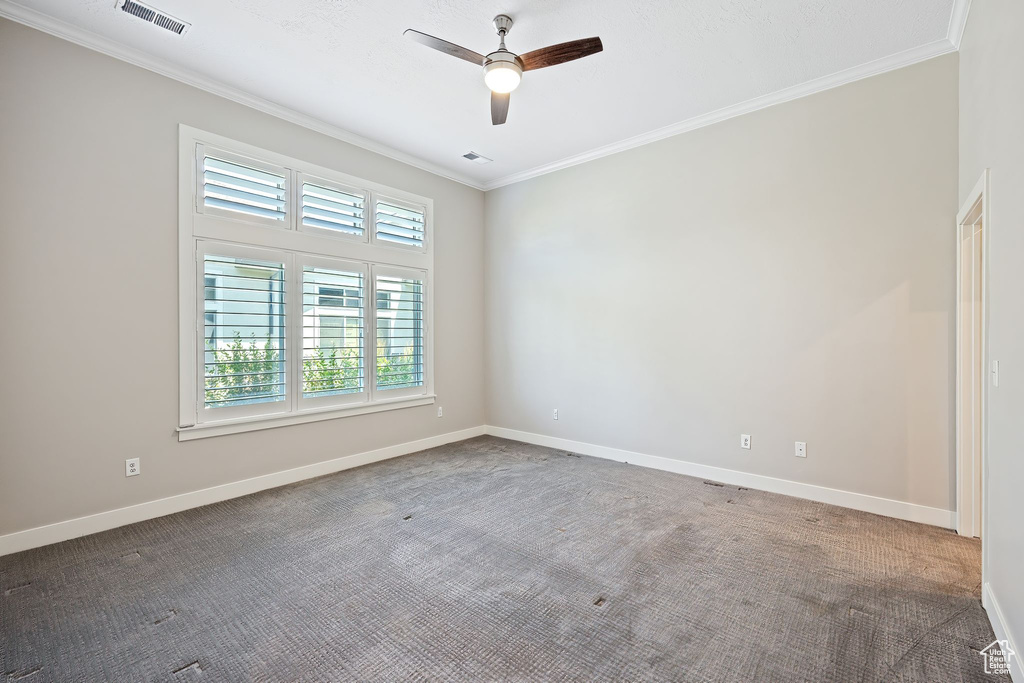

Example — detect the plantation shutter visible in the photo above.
[202,155,287,221]
[203,254,286,409]
[301,181,365,236]
[302,266,365,398]
[375,274,424,390]
[375,200,425,248]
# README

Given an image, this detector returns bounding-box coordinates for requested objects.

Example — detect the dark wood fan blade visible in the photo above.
[491,91,510,125]
[404,29,485,65]
[520,37,603,71]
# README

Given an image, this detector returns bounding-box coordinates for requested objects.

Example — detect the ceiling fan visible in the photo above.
[404,15,603,126]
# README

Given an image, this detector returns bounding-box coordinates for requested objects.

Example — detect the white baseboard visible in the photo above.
[485,426,956,529]
[0,426,486,557]
[0,424,960,557]
[984,582,1023,681]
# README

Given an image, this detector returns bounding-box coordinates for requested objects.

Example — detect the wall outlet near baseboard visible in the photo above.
[125,458,140,477]
[740,434,751,449]
[437,406,443,418]
[795,442,807,458]
[553,409,559,421]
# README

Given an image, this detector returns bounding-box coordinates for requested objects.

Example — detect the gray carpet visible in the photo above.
[1,436,1001,682]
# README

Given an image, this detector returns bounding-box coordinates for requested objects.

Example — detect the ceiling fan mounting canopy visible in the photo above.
[492,14,513,37]
[403,13,604,125]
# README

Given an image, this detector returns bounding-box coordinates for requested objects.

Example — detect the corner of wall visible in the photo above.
[983,582,1023,681]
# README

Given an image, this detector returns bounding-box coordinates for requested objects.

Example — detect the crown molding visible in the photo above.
[480,37,957,190]
[2,0,966,194]
[947,0,972,49]
[0,0,486,191]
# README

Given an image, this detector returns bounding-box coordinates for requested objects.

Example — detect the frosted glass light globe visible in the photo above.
[484,61,522,93]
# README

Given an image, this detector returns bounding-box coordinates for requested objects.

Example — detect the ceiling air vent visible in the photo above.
[462,151,492,165]
[118,0,191,35]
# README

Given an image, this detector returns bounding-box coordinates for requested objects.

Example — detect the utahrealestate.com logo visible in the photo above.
[979,639,1015,676]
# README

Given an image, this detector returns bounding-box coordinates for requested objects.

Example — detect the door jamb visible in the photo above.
[954,170,989,556]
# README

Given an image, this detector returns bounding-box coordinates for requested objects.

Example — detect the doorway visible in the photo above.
[956,171,989,539]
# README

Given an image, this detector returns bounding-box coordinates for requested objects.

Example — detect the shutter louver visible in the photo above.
[203,156,286,221]
[302,182,365,236]
[203,255,286,408]
[375,201,425,247]
[375,275,424,390]
[303,267,365,397]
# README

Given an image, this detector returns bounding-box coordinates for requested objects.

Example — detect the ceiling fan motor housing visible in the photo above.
[484,51,524,71]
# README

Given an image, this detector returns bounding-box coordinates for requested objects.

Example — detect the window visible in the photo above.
[302,264,365,400]
[374,272,424,393]
[375,199,425,248]
[179,126,433,439]
[201,153,287,223]
[301,179,366,237]
[202,251,287,416]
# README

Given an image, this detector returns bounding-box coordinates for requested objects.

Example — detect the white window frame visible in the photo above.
[296,172,370,243]
[297,255,370,412]
[196,145,291,228]
[197,241,292,422]
[373,195,429,252]
[371,264,430,400]
[178,125,434,441]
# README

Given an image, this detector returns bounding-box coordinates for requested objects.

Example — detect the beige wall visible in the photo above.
[959,0,1024,656]
[0,18,967,543]
[485,54,959,511]
[0,20,485,535]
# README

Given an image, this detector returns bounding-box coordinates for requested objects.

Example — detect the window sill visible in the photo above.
[177,394,436,441]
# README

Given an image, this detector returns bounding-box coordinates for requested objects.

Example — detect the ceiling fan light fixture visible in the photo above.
[404,15,602,125]
[483,57,522,94]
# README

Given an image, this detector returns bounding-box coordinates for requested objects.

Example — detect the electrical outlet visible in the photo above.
[795,442,807,458]
[740,434,751,449]
[125,458,140,477]
[553,409,559,421]
[437,406,443,418]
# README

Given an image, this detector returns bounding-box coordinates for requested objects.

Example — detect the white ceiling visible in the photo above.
[4,0,961,189]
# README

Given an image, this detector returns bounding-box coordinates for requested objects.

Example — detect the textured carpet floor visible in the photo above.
[1,436,1001,682]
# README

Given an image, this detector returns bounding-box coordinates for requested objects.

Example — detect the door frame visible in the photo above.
[955,169,989,543]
